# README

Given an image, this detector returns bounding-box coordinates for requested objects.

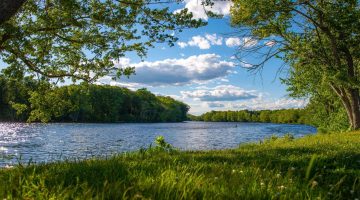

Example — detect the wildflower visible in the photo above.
[260,182,265,186]
[214,177,218,180]
[278,185,286,190]
[311,181,318,188]
[239,170,244,173]
[276,173,281,178]
[232,169,236,173]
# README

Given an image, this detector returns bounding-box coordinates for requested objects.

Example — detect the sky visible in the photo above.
[0,0,308,115]
[96,0,308,115]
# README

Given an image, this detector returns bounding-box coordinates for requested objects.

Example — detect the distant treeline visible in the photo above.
[189,102,349,132]
[188,109,308,124]
[0,76,189,123]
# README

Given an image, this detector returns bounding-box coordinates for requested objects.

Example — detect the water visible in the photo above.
[0,122,316,167]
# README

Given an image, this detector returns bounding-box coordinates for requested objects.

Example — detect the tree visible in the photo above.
[0,0,204,81]
[230,0,360,130]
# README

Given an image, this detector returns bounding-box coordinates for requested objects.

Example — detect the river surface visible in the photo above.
[0,122,316,167]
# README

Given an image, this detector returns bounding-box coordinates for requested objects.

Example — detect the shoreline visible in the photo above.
[1,131,358,199]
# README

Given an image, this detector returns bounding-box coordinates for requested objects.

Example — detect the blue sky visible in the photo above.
[0,0,307,115]
[97,0,307,114]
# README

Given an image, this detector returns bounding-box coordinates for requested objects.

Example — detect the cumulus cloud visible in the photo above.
[178,34,223,49]
[188,36,211,49]
[187,97,308,114]
[225,37,241,47]
[225,37,258,48]
[108,54,234,86]
[181,85,258,101]
[174,0,232,20]
[231,98,308,110]
[177,42,188,48]
[205,34,223,45]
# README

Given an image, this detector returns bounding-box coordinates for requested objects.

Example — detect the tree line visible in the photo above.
[0,76,189,123]
[188,109,308,124]
[189,97,349,132]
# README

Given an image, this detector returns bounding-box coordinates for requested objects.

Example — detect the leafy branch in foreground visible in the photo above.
[0,0,205,82]
[230,0,360,130]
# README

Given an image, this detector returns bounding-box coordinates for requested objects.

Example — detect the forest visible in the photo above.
[0,76,189,123]
[189,95,349,132]
[1,73,348,131]
[189,109,308,124]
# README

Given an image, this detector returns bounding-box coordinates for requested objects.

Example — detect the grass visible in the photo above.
[0,132,360,199]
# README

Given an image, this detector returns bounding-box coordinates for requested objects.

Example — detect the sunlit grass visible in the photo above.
[1,132,359,199]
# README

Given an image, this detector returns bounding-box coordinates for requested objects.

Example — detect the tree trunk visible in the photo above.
[347,88,360,130]
[331,84,360,130]
[0,0,26,25]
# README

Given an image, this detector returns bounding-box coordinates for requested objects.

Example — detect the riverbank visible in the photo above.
[1,132,359,199]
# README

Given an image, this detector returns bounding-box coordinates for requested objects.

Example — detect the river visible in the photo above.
[0,122,316,167]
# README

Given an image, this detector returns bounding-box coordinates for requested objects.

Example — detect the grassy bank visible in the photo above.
[1,132,359,199]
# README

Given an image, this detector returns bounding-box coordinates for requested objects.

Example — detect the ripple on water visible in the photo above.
[0,122,316,167]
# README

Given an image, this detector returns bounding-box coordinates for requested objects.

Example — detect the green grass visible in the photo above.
[1,132,360,199]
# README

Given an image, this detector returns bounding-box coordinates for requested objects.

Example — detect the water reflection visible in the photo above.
[0,122,316,167]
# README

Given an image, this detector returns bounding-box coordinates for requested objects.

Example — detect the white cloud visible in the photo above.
[174,0,233,20]
[241,62,253,68]
[115,57,131,66]
[177,42,188,48]
[180,85,308,114]
[188,35,211,49]
[205,34,223,45]
[265,40,276,47]
[178,34,223,49]
[187,97,308,115]
[225,37,258,48]
[181,85,258,101]
[106,54,234,86]
[243,37,258,48]
[231,98,308,110]
[225,37,241,47]
[220,78,229,82]
[95,78,140,91]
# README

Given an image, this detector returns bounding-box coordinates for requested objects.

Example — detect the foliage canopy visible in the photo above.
[0,0,205,82]
[230,0,360,130]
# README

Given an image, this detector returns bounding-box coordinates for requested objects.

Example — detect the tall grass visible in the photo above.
[1,132,359,199]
